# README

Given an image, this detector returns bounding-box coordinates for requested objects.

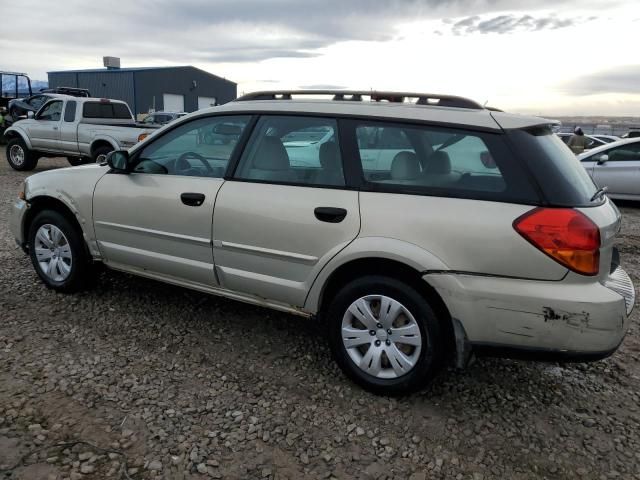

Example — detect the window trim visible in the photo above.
[226,114,350,189]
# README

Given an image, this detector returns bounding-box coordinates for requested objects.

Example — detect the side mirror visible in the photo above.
[27,111,34,119]
[597,154,609,165]
[106,150,130,172]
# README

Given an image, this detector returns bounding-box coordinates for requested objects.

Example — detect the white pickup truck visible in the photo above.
[4,96,157,170]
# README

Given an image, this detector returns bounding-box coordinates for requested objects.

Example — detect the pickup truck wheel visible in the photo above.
[93,146,113,163]
[67,157,92,166]
[326,275,444,395]
[28,210,92,293]
[6,138,38,171]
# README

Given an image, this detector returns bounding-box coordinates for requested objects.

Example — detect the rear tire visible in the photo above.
[28,210,93,293]
[6,137,38,171]
[326,275,444,395]
[92,146,113,163]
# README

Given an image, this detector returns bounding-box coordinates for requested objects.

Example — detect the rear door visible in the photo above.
[212,115,359,307]
[29,99,63,150]
[592,142,640,196]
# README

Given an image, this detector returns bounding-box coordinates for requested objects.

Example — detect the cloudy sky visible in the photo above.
[2,0,639,115]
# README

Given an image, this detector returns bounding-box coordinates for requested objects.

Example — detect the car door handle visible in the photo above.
[180,192,206,207]
[314,207,347,223]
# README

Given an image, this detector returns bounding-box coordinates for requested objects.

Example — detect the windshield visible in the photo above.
[507,127,600,206]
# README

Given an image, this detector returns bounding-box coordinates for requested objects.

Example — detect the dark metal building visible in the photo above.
[47,66,237,116]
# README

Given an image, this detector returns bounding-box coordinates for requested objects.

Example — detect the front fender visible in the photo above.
[304,236,450,312]
[4,125,33,150]
[24,164,110,258]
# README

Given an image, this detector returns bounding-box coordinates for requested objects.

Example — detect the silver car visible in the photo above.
[579,137,640,201]
[10,90,635,395]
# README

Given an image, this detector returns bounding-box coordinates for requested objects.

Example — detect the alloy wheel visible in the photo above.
[9,144,25,167]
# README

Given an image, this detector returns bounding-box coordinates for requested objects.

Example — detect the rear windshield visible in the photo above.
[506,127,600,207]
[82,102,131,119]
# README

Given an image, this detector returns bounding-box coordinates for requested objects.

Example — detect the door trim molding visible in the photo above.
[96,221,211,245]
[215,239,318,264]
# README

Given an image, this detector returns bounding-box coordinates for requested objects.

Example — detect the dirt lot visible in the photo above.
[1,151,639,480]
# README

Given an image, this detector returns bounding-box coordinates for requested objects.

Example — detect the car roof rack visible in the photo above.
[235,90,484,110]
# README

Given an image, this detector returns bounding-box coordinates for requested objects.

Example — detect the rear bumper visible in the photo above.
[10,198,28,249]
[426,267,634,360]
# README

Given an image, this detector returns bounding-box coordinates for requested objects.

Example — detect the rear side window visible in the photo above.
[64,101,76,122]
[350,120,538,203]
[507,127,598,206]
[83,102,131,119]
[235,116,345,187]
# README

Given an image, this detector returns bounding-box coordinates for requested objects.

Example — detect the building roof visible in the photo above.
[48,65,236,85]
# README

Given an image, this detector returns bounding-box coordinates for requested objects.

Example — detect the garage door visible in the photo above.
[163,93,184,112]
[198,96,217,110]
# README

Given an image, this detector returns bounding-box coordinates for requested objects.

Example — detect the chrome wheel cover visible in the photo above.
[9,144,25,166]
[342,295,422,379]
[34,224,72,282]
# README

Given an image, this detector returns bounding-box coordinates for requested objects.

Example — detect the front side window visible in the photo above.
[132,115,250,177]
[602,143,640,162]
[37,101,63,121]
[354,121,507,194]
[235,116,344,187]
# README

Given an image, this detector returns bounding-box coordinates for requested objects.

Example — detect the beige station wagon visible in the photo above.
[10,90,635,394]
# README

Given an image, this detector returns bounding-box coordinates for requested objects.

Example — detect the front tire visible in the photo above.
[6,138,38,171]
[326,276,444,395]
[28,210,93,293]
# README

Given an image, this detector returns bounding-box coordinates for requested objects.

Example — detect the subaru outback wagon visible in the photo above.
[10,90,635,394]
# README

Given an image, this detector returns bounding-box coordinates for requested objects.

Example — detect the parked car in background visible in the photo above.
[591,134,621,144]
[578,137,640,200]
[8,93,66,119]
[40,87,91,97]
[621,131,640,139]
[8,88,92,119]
[141,111,187,126]
[557,132,606,152]
[4,96,156,169]
[9,89,633,395]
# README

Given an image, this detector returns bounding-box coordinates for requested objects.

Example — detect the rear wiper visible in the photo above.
[590,186,608,202]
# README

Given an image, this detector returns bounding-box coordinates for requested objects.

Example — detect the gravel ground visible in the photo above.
[1,152,640,480]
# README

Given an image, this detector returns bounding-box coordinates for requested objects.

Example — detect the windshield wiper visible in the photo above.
[590,186,608,202]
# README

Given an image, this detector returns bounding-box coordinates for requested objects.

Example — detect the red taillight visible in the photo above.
[514,208,600,276]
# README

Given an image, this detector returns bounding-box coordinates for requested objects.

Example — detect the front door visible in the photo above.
[29,99,63,150]
[93,114,252,287]
[213,115,360,307]
[592,142,640,196]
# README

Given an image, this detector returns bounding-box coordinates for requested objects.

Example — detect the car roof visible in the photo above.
[194,99,553,131]
[577,137,640,158]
